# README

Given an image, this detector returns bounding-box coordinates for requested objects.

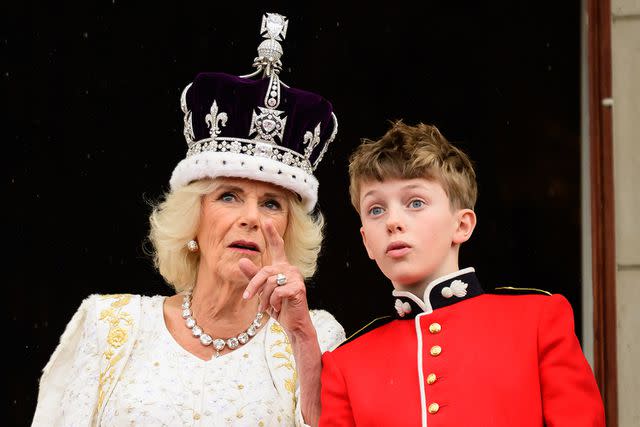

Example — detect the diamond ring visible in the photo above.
[275,273,287,286]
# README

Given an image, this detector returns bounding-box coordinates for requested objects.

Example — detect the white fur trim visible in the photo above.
[169,151,319,211]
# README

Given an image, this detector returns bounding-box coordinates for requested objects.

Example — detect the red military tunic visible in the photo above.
[320,268,605,426]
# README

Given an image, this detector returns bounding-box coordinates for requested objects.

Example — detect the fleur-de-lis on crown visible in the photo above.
[303,123,322,159]
[205,100,228,137]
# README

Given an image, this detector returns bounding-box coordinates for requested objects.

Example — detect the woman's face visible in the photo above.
[196,177,290,283]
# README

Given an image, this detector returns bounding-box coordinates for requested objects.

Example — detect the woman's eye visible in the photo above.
[409,199,424,208]
[220,192,236,202]
[264,199,282,210]
[369,206,384,216]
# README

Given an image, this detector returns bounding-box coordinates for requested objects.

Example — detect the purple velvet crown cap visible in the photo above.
[186,72,336,164]
[169,71,338,212]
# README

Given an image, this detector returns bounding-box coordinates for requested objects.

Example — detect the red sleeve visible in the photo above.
[538,294,605,426]
[319,350,356,427]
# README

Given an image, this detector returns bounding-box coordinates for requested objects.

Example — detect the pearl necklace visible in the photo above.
[181,291,265,357]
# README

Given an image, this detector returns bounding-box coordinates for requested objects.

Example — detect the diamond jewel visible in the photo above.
[200,334,213,346]
[227,337,240,349]
[182,290,265,353]
[262,119,276,132]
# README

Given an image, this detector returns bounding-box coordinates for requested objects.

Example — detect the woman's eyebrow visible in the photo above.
[262,192,285,199]
[217,185,245,194]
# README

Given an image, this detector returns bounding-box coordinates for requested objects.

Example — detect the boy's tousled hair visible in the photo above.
[348,120,477,213]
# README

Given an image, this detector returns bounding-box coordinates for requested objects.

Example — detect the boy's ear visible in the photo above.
[453,209,477,244]
[360,226,376,260]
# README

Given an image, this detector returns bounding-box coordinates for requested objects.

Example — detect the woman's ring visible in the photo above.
[275,273,287,286]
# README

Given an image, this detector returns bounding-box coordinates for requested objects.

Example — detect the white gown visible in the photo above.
[32,294,345,427]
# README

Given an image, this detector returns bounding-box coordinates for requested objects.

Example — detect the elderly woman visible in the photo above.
[32,13,344,427]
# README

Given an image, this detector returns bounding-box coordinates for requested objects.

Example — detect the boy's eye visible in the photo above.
[369,206,384,216]
[264,199,282,210]
[220,192,237,202]
[409,199,424,208]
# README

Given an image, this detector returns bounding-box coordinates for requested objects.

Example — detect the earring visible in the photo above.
[187,239,199,252]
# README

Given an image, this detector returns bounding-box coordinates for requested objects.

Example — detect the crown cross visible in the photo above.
[249,107,286,144]
[261,13,288,41]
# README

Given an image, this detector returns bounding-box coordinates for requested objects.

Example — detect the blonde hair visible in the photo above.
[348,120,477,213]
[148,178,324,292]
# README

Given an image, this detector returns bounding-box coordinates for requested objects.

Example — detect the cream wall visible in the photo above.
[611,0,640,425]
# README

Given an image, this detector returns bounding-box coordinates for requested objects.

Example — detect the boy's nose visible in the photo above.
[386,217,405,233]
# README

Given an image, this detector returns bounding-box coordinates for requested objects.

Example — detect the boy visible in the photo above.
[319,120,605,426]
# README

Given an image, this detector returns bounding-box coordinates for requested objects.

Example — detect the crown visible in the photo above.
[169,13,338,211]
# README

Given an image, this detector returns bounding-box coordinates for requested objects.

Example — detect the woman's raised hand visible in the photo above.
[240,219,312,334]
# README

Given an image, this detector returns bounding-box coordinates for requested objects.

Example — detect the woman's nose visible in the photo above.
[239,202,260,229]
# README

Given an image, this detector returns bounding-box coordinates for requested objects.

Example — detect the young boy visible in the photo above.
[319,120,605,426]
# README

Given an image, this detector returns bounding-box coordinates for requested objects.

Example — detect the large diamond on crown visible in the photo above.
[249,107,286,144]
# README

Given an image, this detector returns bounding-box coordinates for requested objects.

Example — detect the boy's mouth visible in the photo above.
[386,241,411,258]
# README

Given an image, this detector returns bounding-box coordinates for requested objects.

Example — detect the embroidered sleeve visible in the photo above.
[32,294,102,427]
[310,309,346,353]
[294,309,346,426]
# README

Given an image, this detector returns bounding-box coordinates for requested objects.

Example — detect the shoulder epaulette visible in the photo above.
[336,315,393,349]
[490,286,552,296]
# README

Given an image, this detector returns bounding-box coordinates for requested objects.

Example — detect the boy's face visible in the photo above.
[358,177,472,291]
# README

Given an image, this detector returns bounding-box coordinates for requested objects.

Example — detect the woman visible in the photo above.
[32,12,344,426]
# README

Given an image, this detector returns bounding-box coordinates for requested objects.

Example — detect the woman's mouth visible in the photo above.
[228,240,260,254]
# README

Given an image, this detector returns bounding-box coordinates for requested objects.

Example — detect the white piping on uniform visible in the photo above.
[415,312,428,427]
[392,289,428,312]
[421,267,475,312]
[393,267,475,314]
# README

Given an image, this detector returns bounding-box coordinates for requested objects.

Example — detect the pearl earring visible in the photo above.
[187,239,199,252]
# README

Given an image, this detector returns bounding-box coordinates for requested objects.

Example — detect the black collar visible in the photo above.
[391,267,484,319]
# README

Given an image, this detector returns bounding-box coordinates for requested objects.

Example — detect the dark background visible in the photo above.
[6,1,582,424]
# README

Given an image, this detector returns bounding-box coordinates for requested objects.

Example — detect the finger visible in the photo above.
[238,257,259,280]
[269,285,299,313]
[243,265,278,300]
[258,275,280,312]
[261,219,287,264]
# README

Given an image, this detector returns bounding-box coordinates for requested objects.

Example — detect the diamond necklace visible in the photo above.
[181,291,265,357]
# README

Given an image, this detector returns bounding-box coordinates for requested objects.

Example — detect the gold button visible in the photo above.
[193,413,201,420]
[429,323,442,334]
[428,403,440,414]
[426,373,437,384]
[430,345,442,356]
